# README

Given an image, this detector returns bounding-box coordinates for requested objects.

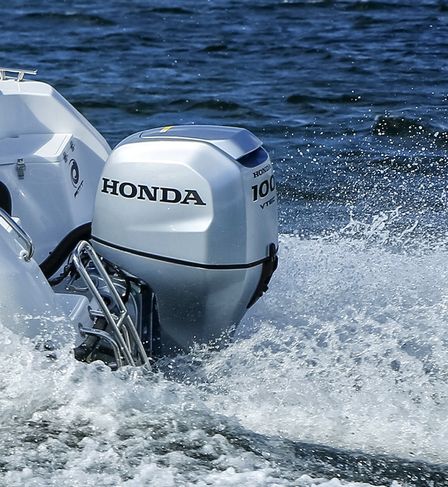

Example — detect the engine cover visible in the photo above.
[92,125,278,354]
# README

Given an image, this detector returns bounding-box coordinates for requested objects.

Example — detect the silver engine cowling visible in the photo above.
[91,126,278,355]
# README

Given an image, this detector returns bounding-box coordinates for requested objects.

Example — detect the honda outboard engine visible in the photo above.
[92,126,278,355]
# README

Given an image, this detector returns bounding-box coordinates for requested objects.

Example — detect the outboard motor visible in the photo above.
[92,125,278,355]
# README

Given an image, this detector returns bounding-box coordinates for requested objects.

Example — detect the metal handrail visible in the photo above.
[72,240,150,368]
[0,208,34,261]
[0,67,37,81]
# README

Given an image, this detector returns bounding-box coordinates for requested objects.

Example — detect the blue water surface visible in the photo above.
[3,0,448,237]
[1,1,448,485]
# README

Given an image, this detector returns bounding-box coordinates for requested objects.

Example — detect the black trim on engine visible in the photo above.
[40,223,92,278]
[237,146,269,168]
[246,242,278,308]
[91,235,276,270]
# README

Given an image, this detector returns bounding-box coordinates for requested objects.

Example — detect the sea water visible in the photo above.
[1,1,448,485]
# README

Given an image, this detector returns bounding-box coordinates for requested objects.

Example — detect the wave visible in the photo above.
[148,7,194,15]
[1,217,448,484]
[372,115,430,137]
[22,12,115,26]
[202,44,229,53]
[344,1,410,11]
[286,93,363,105]
[184,221,448,465]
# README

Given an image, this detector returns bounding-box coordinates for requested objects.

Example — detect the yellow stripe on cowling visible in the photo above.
[160,126,174,133]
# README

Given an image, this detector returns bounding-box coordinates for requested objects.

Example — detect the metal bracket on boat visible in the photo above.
[78,324,124,368]
[0,207,34,261]
[72,240,150,368]
[0,67,37,81]
[16,158,26,179]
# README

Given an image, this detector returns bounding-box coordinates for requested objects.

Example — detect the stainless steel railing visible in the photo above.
[72,240,150,368]
[0,67,37,81]
[0,207,34,261]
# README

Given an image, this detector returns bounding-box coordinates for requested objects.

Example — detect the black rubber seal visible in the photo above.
[247,242,278,308]
[91,235,274,270]
[40,223,92,278]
